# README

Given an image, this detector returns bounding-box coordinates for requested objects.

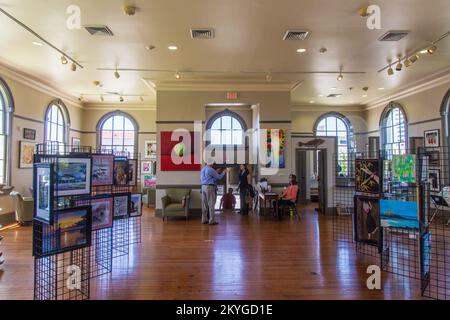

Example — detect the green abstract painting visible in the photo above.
[392,154,417,183]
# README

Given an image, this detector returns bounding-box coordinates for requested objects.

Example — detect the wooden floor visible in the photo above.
[0,204,423,300]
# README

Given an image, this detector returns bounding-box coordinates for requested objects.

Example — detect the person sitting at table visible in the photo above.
[273,174,299,216]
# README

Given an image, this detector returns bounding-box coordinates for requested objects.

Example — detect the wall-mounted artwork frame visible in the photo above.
[92,154,114,186]
[424,129,440,148]
[72,137,81,148]
[144,140,157,159]
[33,163,54,224]
[19,141,36,169]
[55,156,92,197]
[266,129,286,169]
[23,128,36,141]
[428,168,441,192]
[160,132,201,171]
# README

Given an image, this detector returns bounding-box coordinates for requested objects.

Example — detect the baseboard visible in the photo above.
[155,209,202,219]
[0,212,16,227]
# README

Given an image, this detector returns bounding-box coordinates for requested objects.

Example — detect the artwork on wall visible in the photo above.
[92,154,114,186]
[141,161,156,174]
[354,196,380,246]
[380,199,419,229]
[143,175,157,188]
[392,154,417,184]
[355,159,380,194]
[160,132,201,171]
[144,140,157,158]
[90,196,113,230]
[425,150,440,167]
[113,193,129,220]
[428,168,441,192]
[55,157,92,197]
[266,129,286,169]
[33,163,54,224]
[72,137,81,148]
[23,128,36,140]
[424,129,440,148]
[128,159,138,186]
[114,158,129,186]
[19,141,36,169]
[130,193,142,217]
[56,206,92,253]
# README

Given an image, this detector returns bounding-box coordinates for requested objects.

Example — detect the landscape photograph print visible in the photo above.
[56,207,92,253]
[92,154,114,186]
[56,157,92,196]
[355,159,380,194]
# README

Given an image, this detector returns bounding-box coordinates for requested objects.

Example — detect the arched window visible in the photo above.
[206,110,246,146]
[380,102,407,158]
[44,100,69,146]
[97,111,138,155]
[441,89,450,147]
[0,77,13,184]
[315,112,353,177]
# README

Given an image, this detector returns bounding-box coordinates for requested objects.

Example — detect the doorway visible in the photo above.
[296,149,327,213]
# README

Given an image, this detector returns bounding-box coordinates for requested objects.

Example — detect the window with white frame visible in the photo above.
[315,113,352,177]
[380,104,407,159]
[0,79,11,184]
[98,112,137,155]
[208,112,245,146]
[44,102,68,146]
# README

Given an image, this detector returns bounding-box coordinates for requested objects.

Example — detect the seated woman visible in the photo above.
[273,174,299,217]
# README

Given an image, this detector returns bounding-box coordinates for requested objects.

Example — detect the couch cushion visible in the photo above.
[166,189,191,203]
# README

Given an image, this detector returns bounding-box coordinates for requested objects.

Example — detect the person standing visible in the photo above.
[201,159,227,225]
[238,164,251,215]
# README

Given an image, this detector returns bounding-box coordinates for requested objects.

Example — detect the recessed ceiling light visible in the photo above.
[175,72,181,80]
[168,45,178,51]
[309,100,315,104]
[330,87,337,90]
[296,48,307,53]
[378,87,385,90]
[32,41,43,46]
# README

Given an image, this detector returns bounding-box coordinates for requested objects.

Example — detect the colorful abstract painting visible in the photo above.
[160,132,201,171]
[355,159,380,194]
[392,154,417,184]
[266,129,286,169]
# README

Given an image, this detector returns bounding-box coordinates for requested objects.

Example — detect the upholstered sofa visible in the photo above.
[161,189,191,221]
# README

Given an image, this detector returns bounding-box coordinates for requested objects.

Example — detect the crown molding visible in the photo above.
[83,103,157,111]
[364,67,450,111]
[291,104,364,112]
[0,59,84,109]
[143,78,300,92]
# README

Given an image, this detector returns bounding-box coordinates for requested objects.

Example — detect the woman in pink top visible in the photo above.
[273,174,299,217]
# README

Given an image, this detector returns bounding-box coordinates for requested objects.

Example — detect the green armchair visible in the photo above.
[161,189,191,221]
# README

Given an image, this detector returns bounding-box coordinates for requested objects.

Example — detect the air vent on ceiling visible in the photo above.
[84,25,114,36]
[283,30,309,41]
[327,93,342,98]
[190,28,215,39]
[378,30,410,42]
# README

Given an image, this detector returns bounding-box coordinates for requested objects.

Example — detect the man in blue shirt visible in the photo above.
[201,159,227,225]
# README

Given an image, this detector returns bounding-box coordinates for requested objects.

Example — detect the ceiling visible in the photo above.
[0,0,449,107]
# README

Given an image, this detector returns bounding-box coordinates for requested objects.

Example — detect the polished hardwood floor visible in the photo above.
[0,204,423,300]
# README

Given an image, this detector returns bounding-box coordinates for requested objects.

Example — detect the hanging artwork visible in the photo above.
[33,163,54,224]
[160,132,201,171]
[266,129,286,169]
[380,199,419,229]
[19,141,36,169]
[130,193,143,217]
[55,157,92,197]
[355,159,380,194]
[392,154,417,184]
[114,157,129,186]
[89,196,113,230]
[424,129,440,148]
[56,206,92,253]
[428,168,441,192]
[92,154,114,186]
[143,175,157,188]
[128,159,138,186]
[144,140,157,158]
[113,193,129,220]
[141,161,154,174]
[354,196,380,246]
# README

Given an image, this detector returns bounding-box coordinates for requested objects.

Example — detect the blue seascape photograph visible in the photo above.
[380,199,419,229]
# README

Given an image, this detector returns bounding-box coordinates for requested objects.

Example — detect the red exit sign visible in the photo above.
[227,92,238,100]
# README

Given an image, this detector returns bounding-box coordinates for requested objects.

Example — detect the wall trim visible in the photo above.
[156,121,205,124]
[260,120,292,124]
[157,185,202,190]
[409,117,441,126]
[84,104,156,111]
[292,105,364,112]
[0,60,83,109]
[13,114,43,124]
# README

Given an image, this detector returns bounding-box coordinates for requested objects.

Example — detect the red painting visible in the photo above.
[160,131,201,171]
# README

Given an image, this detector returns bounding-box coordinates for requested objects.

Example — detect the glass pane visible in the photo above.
[327,117,337,131]
[103,118,113,130]
[211,119,221,130]
[51,105,58,123]
[317,119,326,132]
[386,127,393,144]
[124,146,134,155]
[50,124,57,141]
[124,118,134,131]
[222,116,232,129]
[233,130,243,145]
[113,131,124,145]
[0,136,4,160]
[211,130,221,144]
[222,130,232,145]
[316,131,326,136]
[232,118,242,130]
[57,125,64,143]
[113,116,124,130]
[338,132,347,146]
[337,119,346,132]
[0,112,3,134]
[124,131,135,146]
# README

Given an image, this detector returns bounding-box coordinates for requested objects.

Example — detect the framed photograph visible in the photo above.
[113,193,130,220]
[114,158,129,186]
[392,154,417,184]
[19,141,36,169]
[141,161,153,174]
[354,196,380,246]
[128,159,138,186]
[90,196,114,230]
[72,137,81,148]
[23,128,36,140]
[428,169,441,192]
[55,206,92,253]
[92,154,114,186]
[426,150,440,167]
[33,163,54,224]
[55,156,92,197]
[355,159,381,194]
[144,140,157,159]
[143,175,157,188]
[130,193,143,217]
[424,129,440,148]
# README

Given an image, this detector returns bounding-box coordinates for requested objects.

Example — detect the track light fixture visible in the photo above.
[114,70,120,79]
[427,45,437,54]
[175,72,181,80]
[140,96,144,102]
[337,73,343,81]
[396,60,403,72]
[266,72,272,82]
[409,54,419,64]
[404,58,412,68]
[60,55,68,65]
[100,95,104,102]
[119,96,124,103]
[387,65,394,76]
[71,63,77,72]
